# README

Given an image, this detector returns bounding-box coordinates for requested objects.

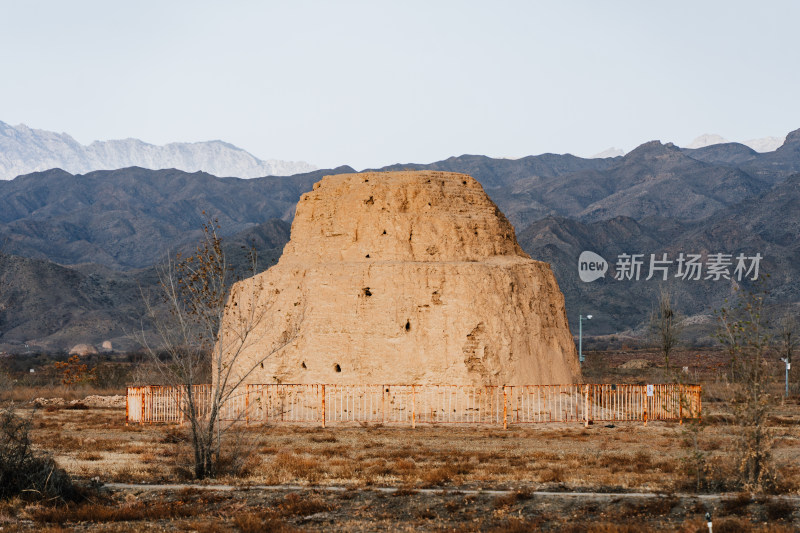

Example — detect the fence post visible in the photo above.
[176,387,181,426]
[643,385,648,427]
[503,386,508,430]
[584,384,589,428]
[321,384,326,428]
[411,385,416,429]
[697,386,702,423]
[140,387,146,426]
[679,385,683,425]
[381,386,386,424]
[245,386,250,426]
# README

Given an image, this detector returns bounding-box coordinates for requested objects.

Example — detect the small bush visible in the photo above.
[160,427,188,444]
[272,492,331,517]
[216,450,262,478]
[538,466,566,483]
[721,492,751,516]
[493,490,532,509]
[419,463,458,487]
[0,408,81,502]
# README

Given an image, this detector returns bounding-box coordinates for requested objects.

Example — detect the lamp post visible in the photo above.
[579,314,592,365]
[780,357,791,397]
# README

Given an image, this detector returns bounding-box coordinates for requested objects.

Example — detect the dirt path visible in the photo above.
[104,482,800,501]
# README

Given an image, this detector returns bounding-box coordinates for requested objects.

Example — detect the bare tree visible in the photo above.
[716,287,775,491]
[649,287,682,372]
[140,219,302,479]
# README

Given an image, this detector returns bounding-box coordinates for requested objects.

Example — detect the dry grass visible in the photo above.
[0,349,797,531]
[30,501,202,524]
[13,402,797,495]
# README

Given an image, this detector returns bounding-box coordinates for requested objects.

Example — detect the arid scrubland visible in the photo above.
[0,348,798,531]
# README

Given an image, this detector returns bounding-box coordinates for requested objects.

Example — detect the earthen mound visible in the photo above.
[620,359,655,370]
[68,343,97,356]
[220,171,580,386]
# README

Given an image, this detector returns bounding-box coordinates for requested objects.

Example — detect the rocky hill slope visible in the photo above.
[0,221,290,352]
[0,166,352,269]
[1,129,799,351]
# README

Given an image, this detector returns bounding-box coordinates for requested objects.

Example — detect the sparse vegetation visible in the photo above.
[0,345,796,530]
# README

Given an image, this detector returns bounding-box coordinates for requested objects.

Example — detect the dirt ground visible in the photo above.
[0,349,798,531]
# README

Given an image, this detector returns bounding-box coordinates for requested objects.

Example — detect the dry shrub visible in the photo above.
[363,458,391,478]
[616,496,678,518]
[493,489,532,509]
[392,486,418,497]
[316,446,343,458]
[700,439,722,451]
[75,451,103,461]
[488,518,543,532]
[273,451,321,482]
[655,459,678,473]
[0,495,26,519]
[632,450,652,466]
[64,402,88,410]
[538,466,566,483]
[392,458,416,475]
[271,492,330,518]
[309,433,337,443]
[420,463,459,487]
[41,434,82,451]
[160,427,188,444]
[182,520,232,533]
[216,450,262,478]
[90,438,124,452]
[712,517,755,533]
[0,408,82,502]
[559,523,642,533]
[597,453,634,472]
[32,501,201,524]
[721,492,751,516]
[443,499,461,512]
[234,514,301,533]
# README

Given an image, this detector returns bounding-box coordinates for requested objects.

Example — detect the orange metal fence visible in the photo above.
[127,383,701,428]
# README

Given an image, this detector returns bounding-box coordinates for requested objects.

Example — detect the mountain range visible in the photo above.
[0,121,316,180]
[686,133,785,153]
[1,128,799,352]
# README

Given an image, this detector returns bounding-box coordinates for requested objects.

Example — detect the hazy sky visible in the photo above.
[2,1,798,169]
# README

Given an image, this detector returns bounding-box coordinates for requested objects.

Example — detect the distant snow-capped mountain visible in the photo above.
[590,147,625,159]
[686,133,785,153]
[0,121,316,180]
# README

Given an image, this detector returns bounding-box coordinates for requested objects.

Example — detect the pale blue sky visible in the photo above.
[1,1,798,169]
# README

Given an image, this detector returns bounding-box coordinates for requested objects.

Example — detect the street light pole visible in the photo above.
[781,358,791,397]
[579,314,592,365]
